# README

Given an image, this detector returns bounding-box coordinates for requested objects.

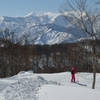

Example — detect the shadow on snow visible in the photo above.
[75,82,87,87]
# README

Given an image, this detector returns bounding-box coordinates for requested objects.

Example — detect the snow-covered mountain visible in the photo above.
[0,12,87,45]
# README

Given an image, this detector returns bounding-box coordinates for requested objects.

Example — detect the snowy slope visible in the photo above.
[0,12,87,45]
[0,71,100,100]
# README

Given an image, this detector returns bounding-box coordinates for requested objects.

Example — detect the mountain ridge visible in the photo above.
[0,12,86,45]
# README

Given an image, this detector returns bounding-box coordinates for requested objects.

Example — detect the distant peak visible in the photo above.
[0,17,4,21]
[25,11,59,17]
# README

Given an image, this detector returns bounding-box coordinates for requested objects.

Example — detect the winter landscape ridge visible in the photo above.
[0,12,87,45]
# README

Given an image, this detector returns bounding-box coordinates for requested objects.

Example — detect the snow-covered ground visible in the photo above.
[0,71,100,100]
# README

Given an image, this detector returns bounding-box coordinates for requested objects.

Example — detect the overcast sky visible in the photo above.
[0,0,65,17]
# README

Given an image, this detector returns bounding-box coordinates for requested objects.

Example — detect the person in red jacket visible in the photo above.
[71,67,76,82]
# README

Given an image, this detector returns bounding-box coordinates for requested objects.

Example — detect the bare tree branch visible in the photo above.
[59,0,100,89]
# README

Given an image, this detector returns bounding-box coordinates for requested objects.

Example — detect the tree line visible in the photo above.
[0,29,100,78]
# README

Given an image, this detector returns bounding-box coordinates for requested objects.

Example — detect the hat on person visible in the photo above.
[72,67,75,70]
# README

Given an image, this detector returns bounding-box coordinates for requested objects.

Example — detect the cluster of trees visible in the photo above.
[0,32,100,78]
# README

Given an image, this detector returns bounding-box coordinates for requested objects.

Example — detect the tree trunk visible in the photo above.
[92,66,96,89]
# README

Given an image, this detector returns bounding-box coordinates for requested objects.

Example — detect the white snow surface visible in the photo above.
[0,71,100,100]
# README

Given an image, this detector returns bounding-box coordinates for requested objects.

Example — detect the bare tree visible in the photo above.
[59,0,100,89]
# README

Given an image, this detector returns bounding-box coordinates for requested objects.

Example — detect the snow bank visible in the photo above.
[0,76,59,100]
